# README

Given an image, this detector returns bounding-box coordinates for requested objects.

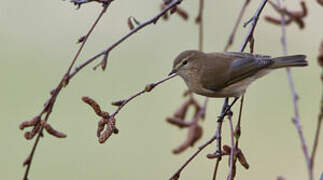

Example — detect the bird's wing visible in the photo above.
[224,57,273,87]
[201,53,234,91]
[201,52,273,91]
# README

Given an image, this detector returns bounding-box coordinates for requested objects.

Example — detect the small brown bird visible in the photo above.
[169,50,307,98]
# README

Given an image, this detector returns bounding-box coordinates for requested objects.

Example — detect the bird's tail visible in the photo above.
[270,55,308,69]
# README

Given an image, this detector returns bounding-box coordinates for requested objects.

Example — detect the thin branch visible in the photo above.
[224,0,250,52]
[22,0,185,178]
[227,95,245,180]
[196,0,204,51]
[239,0,268,52]
[22,5,109,180]
[278,1,312,180]
[212,97,229,180]
[310,110,322,171]
[227,111,235,180]
[69,0,183,78]
[235,95,244,145]
[169,98,239,180]
[310,41,323,175]
[110,74,176,119]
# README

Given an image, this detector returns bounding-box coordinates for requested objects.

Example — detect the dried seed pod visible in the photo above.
[207,152,221,159]
[24,123,41,140]
[101,52,109,71]
[127,17,134,30]
[41,121,67,138]
[264,16,292,25]
[223,144,231,154]
[82,96,102,116]
[173,125,203,154]
[166,117,191,128]
[98,117,116,143]
[237,151,249,169]
[176,7,188,20]
[97,119,106,137]
[19,115,41,130]
[170,6,177,14]
[173,99,191,119]
[160,4,169,20]
[99,129,112,143]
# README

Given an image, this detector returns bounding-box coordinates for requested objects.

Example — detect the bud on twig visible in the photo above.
[111,99,126,106]
[77,35,86,44]
[318,40,323,67]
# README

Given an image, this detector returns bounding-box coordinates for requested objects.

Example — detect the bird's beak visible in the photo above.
[168,69,177,76]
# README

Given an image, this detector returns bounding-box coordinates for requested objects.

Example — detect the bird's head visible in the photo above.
[169,50,204,76]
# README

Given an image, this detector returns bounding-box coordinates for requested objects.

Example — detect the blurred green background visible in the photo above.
[1,0,322,179]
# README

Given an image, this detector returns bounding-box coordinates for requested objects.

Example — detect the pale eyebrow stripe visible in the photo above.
[175,53,195,69]
[182,53,194,62]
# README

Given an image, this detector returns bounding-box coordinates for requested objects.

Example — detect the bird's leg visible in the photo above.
[217,97,239,122]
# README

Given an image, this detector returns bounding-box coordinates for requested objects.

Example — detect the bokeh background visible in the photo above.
[1,0,322,179]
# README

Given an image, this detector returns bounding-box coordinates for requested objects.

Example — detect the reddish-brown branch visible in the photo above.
[169,98,239,180]
[69,0,183,78]
[21,0,184,178]
[224,0,250,52]
[21,5,109,179]
[196,0,204,51]
[277,1,312,180]
[110,74,176,118]
[310,41,323,175]
[227,112,235,180]
[239,0,268,52]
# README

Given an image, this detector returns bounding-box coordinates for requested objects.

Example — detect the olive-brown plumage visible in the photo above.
[169,50,308,97]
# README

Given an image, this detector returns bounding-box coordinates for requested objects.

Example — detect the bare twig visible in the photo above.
[310,40,323,175]
[196,0,204,51]
[224,0,250,52]
[278,1,312,180]
[227,111,235,180]
[169,98,239,180]
[21,5,109,180]
[111,74,176,119]
[69,0,183,78]
[21,0,186,178]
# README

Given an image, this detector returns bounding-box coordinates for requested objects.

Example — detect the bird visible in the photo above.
[169,50,308,98]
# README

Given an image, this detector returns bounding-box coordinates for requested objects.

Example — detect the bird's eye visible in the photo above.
[182,60,188,65]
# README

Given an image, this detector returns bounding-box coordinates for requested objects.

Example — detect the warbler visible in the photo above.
[169,50,307,97]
